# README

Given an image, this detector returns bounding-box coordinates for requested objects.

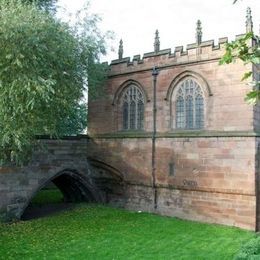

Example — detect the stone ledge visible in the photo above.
[125,181,256,197]
[90,130,260,139]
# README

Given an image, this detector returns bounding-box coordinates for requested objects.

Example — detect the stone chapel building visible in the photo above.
[87,8,260,230]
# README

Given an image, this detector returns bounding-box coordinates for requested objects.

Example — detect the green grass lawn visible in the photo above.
[0,190,255,260]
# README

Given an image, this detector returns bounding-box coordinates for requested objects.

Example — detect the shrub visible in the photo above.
[234,236,260,259]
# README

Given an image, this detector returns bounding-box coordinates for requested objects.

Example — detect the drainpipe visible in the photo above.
[152,66,159,210]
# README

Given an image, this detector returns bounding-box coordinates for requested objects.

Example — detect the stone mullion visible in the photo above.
[127,97,130,130]
[193,94,196,129]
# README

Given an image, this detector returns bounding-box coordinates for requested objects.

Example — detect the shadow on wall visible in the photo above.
[87,158,126,207]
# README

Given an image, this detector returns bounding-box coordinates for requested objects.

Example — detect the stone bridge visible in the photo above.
[0,136,125,221]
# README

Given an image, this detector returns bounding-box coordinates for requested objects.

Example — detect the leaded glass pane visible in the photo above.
[185,81,189,93]
[137,100,144,129]
[178,85,183,94]
[190,80,194,94]
[174,78,204,130]
[122,85,144,130]
[130,101,136,129]
[123,101,128,130]
[176,96,185,128]
[186,96,193,128]
[195,94,204,128]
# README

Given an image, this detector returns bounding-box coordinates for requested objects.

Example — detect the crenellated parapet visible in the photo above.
[108,7,256,76]
[109,36,235,76]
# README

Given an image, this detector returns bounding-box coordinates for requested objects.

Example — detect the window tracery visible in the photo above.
[122,85,144,130]
[175,79,204,129]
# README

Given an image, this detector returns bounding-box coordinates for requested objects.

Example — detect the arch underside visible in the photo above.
[18,163,126,220]
[52,171,98,203]
[87,158,126,206]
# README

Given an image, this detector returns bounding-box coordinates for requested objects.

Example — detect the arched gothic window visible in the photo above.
[175,79,204,129]
[122,85,144,130]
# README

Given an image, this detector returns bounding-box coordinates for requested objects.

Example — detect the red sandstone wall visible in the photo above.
[253,64,260,131]
[87,137,256,230]
[88,40,257,230]
[155,137,256,230]
[89,56,252,134]
[255,137,260,230]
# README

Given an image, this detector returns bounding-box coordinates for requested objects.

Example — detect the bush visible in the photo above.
[234,236,260,259]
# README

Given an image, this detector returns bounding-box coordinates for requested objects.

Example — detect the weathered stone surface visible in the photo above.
[88,34,260,231]
[0,138,124,221]
[86,137,257,230]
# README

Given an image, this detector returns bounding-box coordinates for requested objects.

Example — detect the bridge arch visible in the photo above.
[20,168,104,220]
[0,137,127,222]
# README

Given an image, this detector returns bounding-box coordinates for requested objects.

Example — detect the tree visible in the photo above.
[22,0,57,12]
[56,103,88,136]
[220,6,260,104]
[0,0,108,165]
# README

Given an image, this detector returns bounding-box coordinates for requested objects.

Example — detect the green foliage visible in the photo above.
[22,0,57,12]
[30,188,63,205]
[0,204,254,259]
[0,0,108,165]
[56,103,88,136]
[88,62,109,100]
[220,32,260,104]
[234,236,260,259]
[220,33,260,65]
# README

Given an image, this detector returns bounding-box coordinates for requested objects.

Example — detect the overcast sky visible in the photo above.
[58,0,260,63]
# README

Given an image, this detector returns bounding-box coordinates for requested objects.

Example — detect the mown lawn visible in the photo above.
[0,190,255,260]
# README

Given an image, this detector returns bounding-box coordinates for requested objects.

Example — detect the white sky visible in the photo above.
[58,0,260,63]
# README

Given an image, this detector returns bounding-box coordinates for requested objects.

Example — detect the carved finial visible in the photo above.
[118,39,123,59]
[154,29,160,53]
[196,20,202,45]
[246,7,253,33]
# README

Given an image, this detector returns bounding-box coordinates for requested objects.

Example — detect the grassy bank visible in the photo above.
[0,200,254,259]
